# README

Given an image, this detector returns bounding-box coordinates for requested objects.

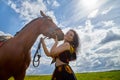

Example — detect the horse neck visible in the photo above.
[15,18,43,50]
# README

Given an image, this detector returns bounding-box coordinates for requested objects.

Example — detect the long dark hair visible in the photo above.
[69,29,80,60]
[70,29,79,51]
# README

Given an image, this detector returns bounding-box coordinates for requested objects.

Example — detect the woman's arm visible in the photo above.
[50,36,70,57]
[41,36,70,57]
[41,36,59,57]
[41,38,51,57]
[50,42,70,57]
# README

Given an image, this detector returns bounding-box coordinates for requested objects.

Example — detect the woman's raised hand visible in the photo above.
[54,35,58,44]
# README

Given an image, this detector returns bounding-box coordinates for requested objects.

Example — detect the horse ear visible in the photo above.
[40,11,46,17]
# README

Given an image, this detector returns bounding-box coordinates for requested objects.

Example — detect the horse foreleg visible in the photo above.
[13,71,26,80]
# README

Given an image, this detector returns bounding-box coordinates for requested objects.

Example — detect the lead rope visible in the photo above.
[33,38,42,67]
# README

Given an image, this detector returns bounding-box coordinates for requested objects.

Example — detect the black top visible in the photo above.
[58,46,76,64]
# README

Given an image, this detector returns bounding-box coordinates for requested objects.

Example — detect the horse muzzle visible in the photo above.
[56,33,64,41]
[43,27,64,41]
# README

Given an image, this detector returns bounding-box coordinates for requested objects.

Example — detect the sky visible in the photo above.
[0,0,120,75]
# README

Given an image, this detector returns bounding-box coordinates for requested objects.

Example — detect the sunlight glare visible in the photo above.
[81,0,99,11]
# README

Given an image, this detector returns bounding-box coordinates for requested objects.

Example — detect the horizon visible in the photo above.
[0,0,120,75]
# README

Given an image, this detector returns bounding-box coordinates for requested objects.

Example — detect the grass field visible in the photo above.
[9,70,120,80]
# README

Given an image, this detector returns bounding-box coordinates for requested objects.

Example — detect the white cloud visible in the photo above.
[6,0,61,35]
[7,0,57,23]
[8,0,19,13]
[84,20,94,33]
[0,31,13,36]
[102,20,115,27]
[92,60,102,67]
[52,0,60,7]
[69,18,120,72]
[3,0,120,75]
[101,7,112,15]
[88,9,99,18]
[110,27,120,34]
[46,0,60,7]
[26,19,120,74]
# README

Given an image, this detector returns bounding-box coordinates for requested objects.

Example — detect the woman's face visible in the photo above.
[64,30,74,42]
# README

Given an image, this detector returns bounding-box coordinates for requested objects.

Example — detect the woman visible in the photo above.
[41,29,79,80]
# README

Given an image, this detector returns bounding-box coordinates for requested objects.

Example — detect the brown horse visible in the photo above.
[0,11,64,80]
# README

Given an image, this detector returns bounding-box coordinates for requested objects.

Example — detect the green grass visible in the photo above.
[76,70,120,80]
[9,70,120,80]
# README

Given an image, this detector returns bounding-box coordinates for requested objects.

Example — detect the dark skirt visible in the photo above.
[52,64,77,80]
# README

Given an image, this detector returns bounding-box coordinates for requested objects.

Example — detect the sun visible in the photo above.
[81,0,99,11]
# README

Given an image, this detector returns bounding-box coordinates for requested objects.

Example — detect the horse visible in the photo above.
[0,11,64,80]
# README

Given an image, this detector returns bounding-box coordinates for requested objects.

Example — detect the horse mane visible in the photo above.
[14,17,40,36]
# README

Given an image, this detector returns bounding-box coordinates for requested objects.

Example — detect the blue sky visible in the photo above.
[0,0,120,75]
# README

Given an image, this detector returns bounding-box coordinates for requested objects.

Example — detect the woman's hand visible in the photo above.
[41,37,47,44]
[54,35,58,45]
[41,37,51,57]
[41,37,44,43]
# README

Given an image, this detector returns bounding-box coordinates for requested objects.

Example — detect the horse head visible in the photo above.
[40,11,64,41]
